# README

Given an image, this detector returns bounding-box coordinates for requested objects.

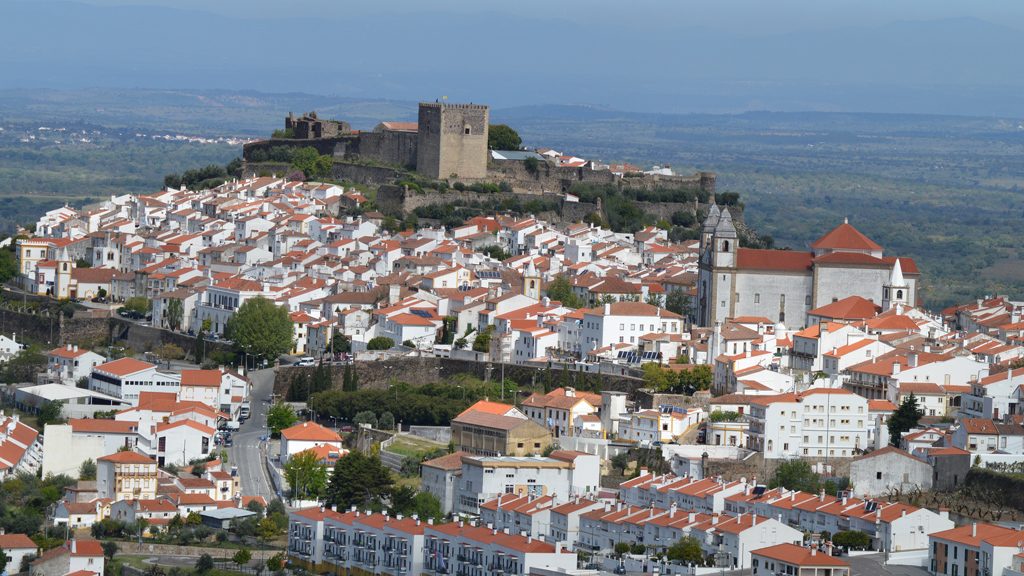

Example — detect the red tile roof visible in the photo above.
[281,421,342,442]
[94,357,155,377]
[180,369,222,387]
[811,222,882,252]
[752,543,848,567]
[736,248,813,272]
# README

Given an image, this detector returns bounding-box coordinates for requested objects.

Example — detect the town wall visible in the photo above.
[273,357,646,398]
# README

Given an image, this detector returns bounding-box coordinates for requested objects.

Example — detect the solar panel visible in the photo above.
[617,351,630,359]
[752,486,766,496]
[864,501,878,513]
[410,309,432,318]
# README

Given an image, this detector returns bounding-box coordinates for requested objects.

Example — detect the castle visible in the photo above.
[268,102,490,180]
[696,205,920,329]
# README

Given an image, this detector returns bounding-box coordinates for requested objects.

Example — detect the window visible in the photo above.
[465,127,471,135]
[876,471,882,480]
[754,293,760,304]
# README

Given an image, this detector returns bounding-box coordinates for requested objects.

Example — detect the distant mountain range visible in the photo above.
[5,1,1024,116]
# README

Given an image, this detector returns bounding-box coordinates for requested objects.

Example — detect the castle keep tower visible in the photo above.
[416,102,489,180]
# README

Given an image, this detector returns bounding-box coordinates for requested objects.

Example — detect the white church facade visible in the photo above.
[695,205,919,329]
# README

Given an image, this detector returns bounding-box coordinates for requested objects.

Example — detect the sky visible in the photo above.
[6,0,1024,116]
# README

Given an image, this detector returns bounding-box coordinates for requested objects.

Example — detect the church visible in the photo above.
[695,205,919,328]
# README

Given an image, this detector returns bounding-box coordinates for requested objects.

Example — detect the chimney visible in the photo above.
[971,522,977,538]
[71,540,77,554]
[712,514,719,525]
[604,302,611,315]
[811,547,817,557]
[908,353,918,369]
[66,343,72,351]
[688,512,695,523]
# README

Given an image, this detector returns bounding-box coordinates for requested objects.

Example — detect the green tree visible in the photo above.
[379,411,396,430]
[523,156,540,175]
[665,290,689,315]
[290,147,333,180]
[0,247,17,284]
[195,554,214,574]
[610,452,631,475]
[544,275,582,308]
[232,548,252,569]
[101,541,119,560]
[645,293,664,307]
[666,536,704,564]
[267,402,298,438]
[487,124,522,150]
[630,543,646,555]
[123,296,152,315]
[266,553,286,572]
[79,458,97,480]
[613,542,631,558]
[186,511,202,526]
[342,363,356,392]
[353,410,378,428]
[37,400,65,427]
[642,363,675,392]
[283,450,328,501]
[677,365,712,392]
[889,393,924,446]
[0,545,6,575]
[472,325,494,353]
[257,517,280,540]
[768,460,821,493]
[832,530,871,550]
[225,296,294,361]
[367,337,394,351]
[326,451,394,511]
[165,298,184,331]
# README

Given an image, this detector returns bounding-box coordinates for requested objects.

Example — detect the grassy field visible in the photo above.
[385,434,446,459]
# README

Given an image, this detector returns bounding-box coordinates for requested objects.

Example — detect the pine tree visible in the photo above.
[342,363,354,392]
[889,393,924,446]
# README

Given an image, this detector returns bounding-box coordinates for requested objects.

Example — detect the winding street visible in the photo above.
[229,367,277,503]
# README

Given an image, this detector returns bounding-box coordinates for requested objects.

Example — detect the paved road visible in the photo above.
[847,553,930,576]
[230,367,277,503]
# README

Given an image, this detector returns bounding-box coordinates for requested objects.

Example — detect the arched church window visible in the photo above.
[896,290,903,300]
[722,240,730,252]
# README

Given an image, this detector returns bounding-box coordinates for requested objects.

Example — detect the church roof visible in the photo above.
[808,295,880,321]
[811,221,882,252]
[736,248,813,272]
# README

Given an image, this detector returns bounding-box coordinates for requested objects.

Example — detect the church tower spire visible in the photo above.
[882,259,909,312]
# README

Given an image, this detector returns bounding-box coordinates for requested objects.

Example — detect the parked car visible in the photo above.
[295,356,315,366]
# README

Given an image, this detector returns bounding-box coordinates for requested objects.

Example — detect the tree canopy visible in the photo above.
[267,402,298,438]
[487,124,522,150]
[889,393,924,446]
[544,275,583,308]
[326,451,394,511]
[283,450,328,501]
[667,536,704,564]
[290,147,333,180]
[367,336,394,351]
[224,296,294,360]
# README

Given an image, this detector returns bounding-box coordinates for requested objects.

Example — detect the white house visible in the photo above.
[279,422,342,463]
[46,344,106,385]
[89,357,180,403]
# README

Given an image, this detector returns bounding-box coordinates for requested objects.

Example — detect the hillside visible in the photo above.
[1,89,1022,307]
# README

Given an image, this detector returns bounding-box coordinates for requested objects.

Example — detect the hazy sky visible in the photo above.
[9,0,1024,115]
[49,0,1024,33]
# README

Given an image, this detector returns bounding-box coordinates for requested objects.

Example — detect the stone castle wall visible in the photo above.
[273,356,646,398]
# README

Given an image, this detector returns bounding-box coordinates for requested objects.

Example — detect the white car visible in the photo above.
[295,356,315,366]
